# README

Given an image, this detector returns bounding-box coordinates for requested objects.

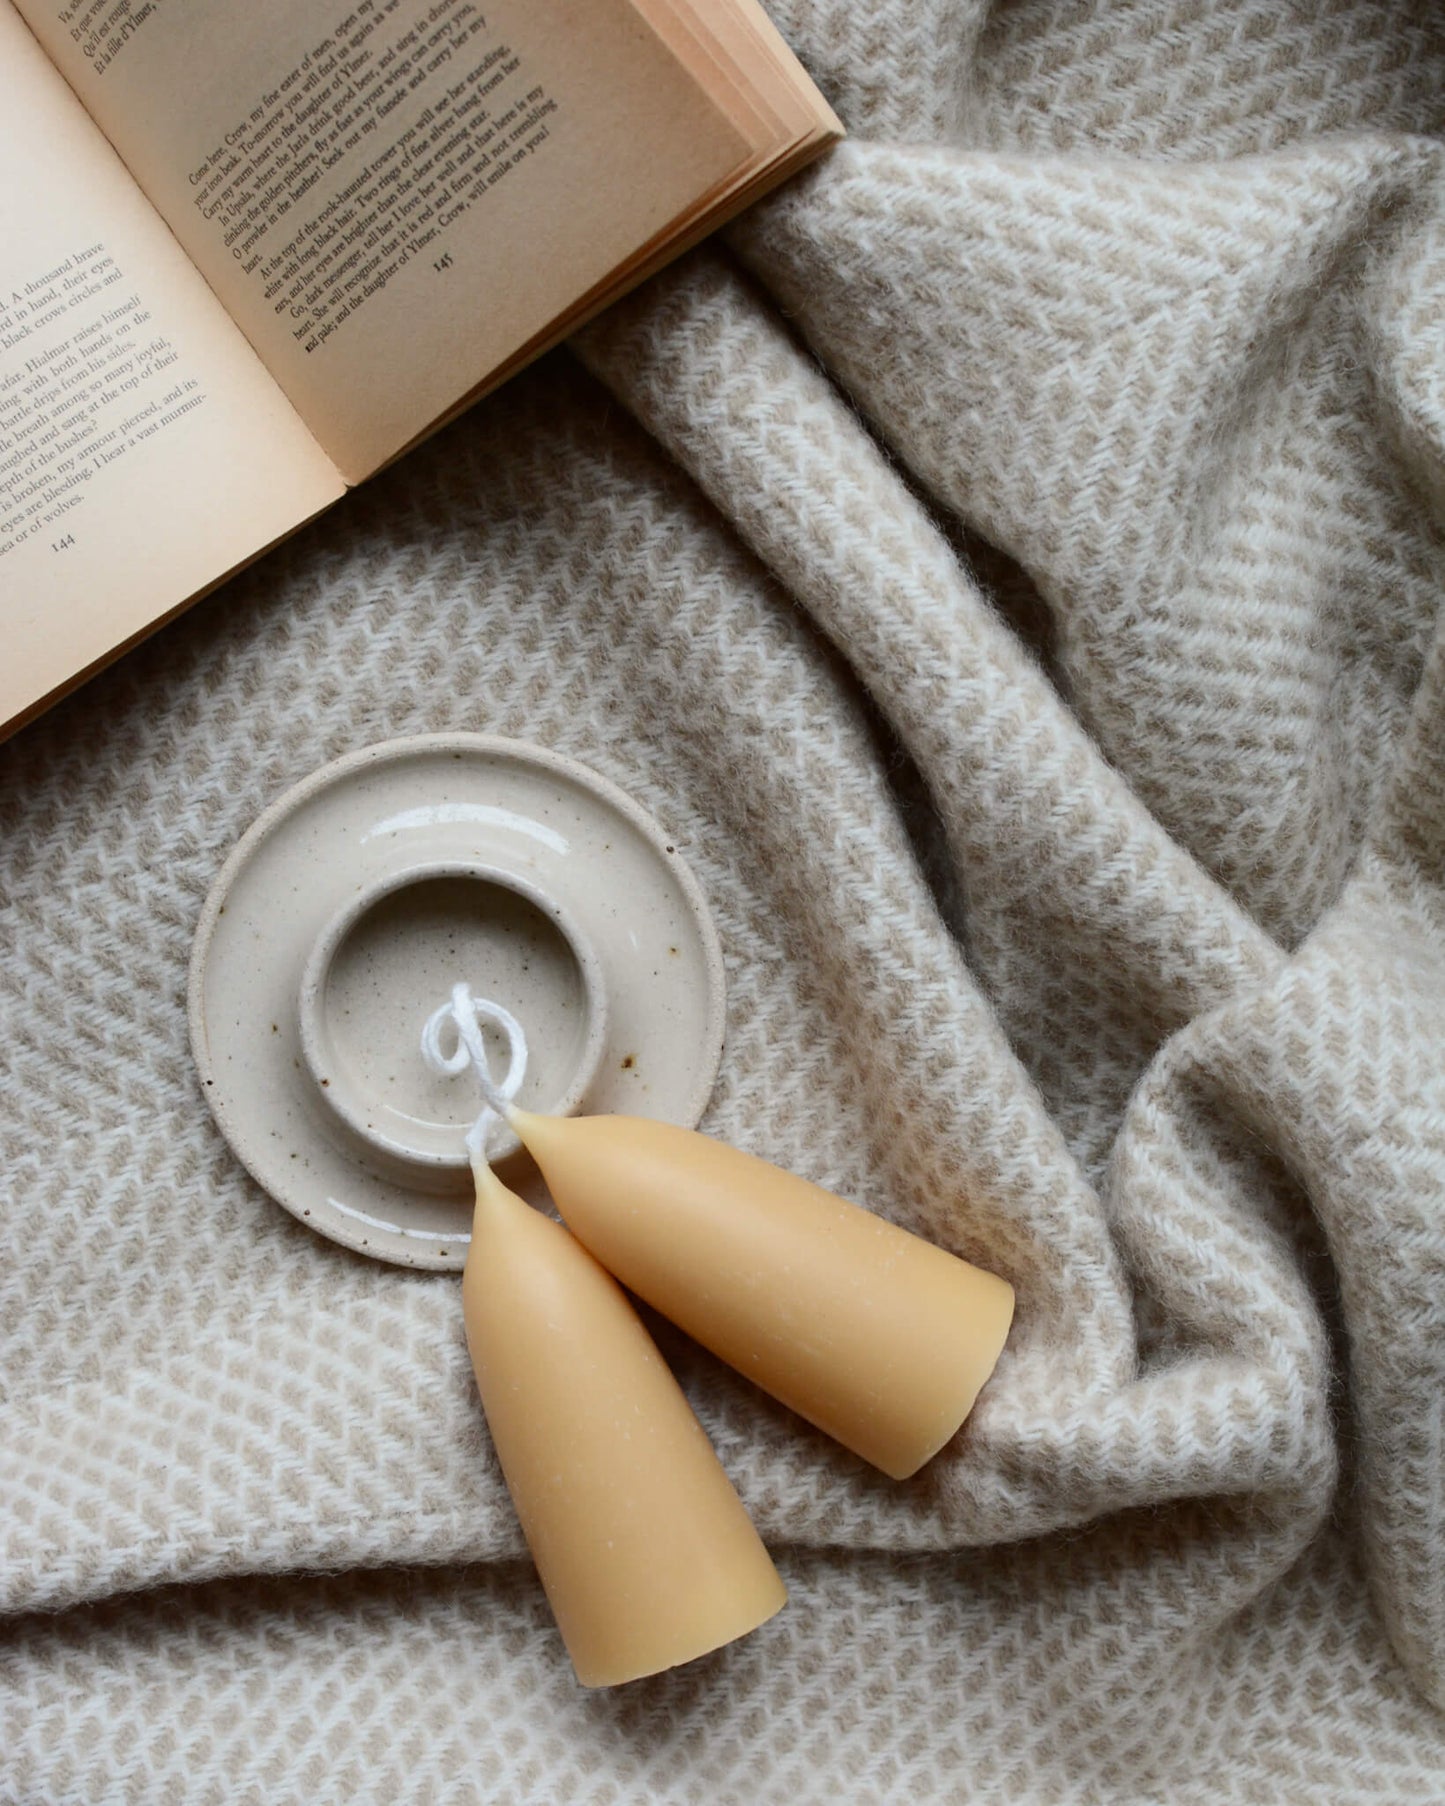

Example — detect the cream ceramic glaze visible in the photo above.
[296,860,608,1173]
[189,736,726,1269]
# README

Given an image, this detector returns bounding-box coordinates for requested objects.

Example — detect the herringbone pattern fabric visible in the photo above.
[3,2,1444,1800]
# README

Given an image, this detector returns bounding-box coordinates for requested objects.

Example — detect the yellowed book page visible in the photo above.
[17,0,754,481]
[0,6,345,737]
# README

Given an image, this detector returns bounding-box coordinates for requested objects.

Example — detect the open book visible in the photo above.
[0,0,840,738]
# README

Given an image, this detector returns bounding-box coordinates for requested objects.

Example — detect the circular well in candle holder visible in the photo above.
[298,861,607,1181]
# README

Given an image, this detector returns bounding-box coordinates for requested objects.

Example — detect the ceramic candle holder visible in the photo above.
[297,860,608,1188]
[191,733,726,1268]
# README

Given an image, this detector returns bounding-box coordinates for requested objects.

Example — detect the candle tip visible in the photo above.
[471,1153,509,1209]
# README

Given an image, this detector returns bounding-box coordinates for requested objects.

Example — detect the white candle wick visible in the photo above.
[420,983,528,1179]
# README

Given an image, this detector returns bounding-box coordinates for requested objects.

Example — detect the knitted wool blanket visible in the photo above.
[4,2,1445,1800]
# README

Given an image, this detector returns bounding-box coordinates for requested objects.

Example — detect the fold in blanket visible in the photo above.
[3,2,1444,1800]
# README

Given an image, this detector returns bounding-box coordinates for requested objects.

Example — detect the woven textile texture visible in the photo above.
[4,1,1445,1800]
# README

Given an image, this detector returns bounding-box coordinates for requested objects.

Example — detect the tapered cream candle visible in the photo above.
[507,1110,1015,1481]
[462,1161,786,1687]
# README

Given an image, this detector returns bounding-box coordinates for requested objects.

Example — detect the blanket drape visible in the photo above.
[4,2,1444,1800]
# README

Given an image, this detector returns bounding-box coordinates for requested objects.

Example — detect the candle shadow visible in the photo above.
[640,1304,991,1517]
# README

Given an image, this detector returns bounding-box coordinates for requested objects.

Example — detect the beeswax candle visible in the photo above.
[508,1110,1014,1480]
[462,1161,786,1687]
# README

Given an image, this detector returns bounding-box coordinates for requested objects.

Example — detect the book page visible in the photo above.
[17,0,754,480]
[0,5,344,737]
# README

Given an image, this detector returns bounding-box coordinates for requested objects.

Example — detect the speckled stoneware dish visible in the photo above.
[189,735,726,1270]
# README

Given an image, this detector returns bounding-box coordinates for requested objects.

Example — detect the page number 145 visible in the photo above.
[433,253,454,273]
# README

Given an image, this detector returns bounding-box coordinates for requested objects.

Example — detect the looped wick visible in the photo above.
[420,983,528,1170]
